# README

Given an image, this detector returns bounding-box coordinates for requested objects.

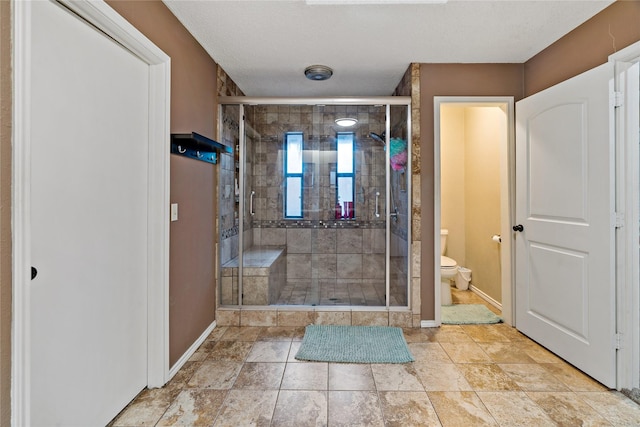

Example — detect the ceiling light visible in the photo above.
[304,65,333,81]
[335,118,358,127]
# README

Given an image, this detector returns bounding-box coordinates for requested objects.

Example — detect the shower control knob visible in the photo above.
[512,224,524,232]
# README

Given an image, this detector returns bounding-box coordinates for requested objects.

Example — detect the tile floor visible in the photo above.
[110,322,640,426]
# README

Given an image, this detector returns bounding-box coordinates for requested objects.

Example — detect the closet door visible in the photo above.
[29,1,149,424]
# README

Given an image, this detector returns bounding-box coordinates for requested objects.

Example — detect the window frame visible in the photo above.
[284,132,304,219]
[336,132,356,218]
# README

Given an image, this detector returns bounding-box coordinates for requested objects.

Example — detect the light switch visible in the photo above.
[170,203,178,221]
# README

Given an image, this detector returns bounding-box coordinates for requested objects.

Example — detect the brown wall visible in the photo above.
[107,0,218,367]
[419,1,640,321]
[419,64,524,320]
[525,0,640,96]
[0,0,12,424]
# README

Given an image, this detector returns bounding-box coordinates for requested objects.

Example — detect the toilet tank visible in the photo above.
[440,229,448,255]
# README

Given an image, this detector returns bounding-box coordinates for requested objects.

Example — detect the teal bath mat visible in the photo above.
[295,325,414,364]
[441,304,503,325]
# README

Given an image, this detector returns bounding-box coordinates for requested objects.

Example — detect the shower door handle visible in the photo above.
[375,191,380,218]
[250,190,256,216]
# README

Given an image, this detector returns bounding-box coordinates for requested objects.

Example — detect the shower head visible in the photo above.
[369,132,385,144]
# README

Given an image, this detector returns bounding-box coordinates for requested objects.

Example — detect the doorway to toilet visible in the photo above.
[434,97,514,325]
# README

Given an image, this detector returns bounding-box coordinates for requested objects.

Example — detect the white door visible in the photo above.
[29,1,149,424]
[515,62,616,388]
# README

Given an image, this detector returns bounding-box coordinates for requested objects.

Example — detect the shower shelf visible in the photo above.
[171,132,232,165]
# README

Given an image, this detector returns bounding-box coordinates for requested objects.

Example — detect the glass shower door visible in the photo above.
[219,99,411,309]
[388,104,410,307]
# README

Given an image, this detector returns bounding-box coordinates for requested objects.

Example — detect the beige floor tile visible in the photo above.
[440,341,492,363]
[457,364,520,391]
[450,290,501,315]
[328,363,376,391]
[207,340,254,362]
[271,390,328,427]
[246,341,291,362]
[187,360,243,390]
[111,388,175,427]
[402,327,436,343]
[281,362,328,390]
[490,323,528,341]
[579,391,640,425]
[527,391,612,426]
[371,364,424,391]
[113,324,636,427]
[514,340,564,363]
[460,325,512,342]
[328,391,384,427]
[430,325,474,343]
[257,326,298,341]
[164,361,200,393]
[378,391,441,426]
[541,362,608,391]
[156,389,226,426]
[408,342,452,363]
[499,363,570,391]
[414,362,473,392]
[288,341,302,362]
[213,389,278,427]
[428,391,498,426]
[220,326,263,341]
[478,342,537,364]
[205,326,229,342]
[233,362,286,389]
[188,345,210,363]
[477,391,556,426]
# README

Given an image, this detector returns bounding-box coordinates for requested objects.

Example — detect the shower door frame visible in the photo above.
[219,96,412,310]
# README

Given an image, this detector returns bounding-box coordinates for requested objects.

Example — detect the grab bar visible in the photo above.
[375,191,380,218]
[250,190,255,216]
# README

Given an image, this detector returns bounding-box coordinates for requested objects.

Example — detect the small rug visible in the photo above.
[295,325,414,364]
[441,304,503,325]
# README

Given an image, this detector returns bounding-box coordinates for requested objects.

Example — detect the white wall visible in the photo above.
[440,105,466,264]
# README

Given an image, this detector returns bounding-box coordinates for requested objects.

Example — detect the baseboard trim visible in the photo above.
[168,320,217,381]
[420,320,438,328]
[469,285,502,311]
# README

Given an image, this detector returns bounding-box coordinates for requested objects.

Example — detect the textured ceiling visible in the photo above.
[163,0,613,97]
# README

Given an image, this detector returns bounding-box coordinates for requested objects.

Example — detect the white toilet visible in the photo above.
[440,229,458,305]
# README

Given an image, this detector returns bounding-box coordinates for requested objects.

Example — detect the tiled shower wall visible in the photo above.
[245,104,387,224]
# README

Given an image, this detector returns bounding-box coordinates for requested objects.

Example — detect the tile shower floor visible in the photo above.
[110,324,640,426]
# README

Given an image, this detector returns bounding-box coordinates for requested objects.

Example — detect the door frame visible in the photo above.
[12,1,171,424]
[610,41,640,391]
[433,97,515,326]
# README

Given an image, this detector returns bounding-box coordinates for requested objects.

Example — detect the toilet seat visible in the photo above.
[440,256,457,306]
[441,256,457,268]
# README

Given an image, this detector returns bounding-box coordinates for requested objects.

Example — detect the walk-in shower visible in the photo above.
[218,97,411,308]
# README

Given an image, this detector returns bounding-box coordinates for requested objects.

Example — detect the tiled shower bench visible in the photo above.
[221,246,286,305]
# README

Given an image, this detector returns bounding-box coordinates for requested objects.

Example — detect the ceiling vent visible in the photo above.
[304,65,333,81]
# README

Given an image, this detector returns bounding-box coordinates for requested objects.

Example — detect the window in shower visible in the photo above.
[336,132,355,218]
[284,132,303,218]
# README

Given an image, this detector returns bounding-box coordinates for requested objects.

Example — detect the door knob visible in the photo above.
[512,224,524,232]
[31,266,38,280]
